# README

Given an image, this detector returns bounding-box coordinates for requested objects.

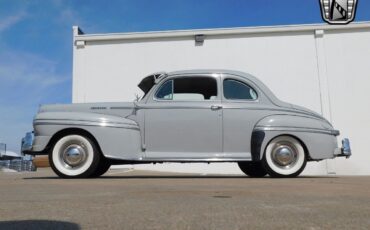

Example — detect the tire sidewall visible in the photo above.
[49,135,100,178]
[263,136,307,178]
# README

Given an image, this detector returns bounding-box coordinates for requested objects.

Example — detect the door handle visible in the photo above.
[211,105,223,111]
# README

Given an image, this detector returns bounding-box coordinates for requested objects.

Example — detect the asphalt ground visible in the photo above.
[0,168,370,230]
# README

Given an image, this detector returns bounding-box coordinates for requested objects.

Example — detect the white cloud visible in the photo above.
[0,11,27,32]
[0,2,74,153]
[0,50,68,88]
[0,49,70,152]
[50,0,84,26]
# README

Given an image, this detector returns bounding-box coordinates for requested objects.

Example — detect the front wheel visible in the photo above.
[262,136,307,178]
[49,135,101,178]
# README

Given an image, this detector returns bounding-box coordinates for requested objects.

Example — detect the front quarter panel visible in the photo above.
[33,112,142,160]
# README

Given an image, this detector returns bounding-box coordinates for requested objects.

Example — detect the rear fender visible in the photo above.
[254,115,338,160]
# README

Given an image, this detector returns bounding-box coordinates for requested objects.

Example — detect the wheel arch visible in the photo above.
[259,132,310,161]
[46,127,103,155]
[253,113,333,161]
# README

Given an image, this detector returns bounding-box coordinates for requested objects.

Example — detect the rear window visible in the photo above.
[223,79,258,100]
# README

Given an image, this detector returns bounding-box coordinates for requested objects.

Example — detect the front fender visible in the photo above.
[34,112,139,130]
[32,112,142,160]
[254,114,339,160]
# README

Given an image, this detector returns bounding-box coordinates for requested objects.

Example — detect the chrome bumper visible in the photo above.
[21,132,34,153]
[334,138,352,158]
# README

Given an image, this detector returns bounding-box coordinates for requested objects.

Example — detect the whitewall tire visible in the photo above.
[49,135,101,178]
[263,136,307,178]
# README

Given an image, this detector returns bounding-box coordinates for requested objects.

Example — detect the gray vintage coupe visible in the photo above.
[22,70,351,178]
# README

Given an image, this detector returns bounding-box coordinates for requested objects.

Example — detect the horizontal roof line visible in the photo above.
[74,21,370,42]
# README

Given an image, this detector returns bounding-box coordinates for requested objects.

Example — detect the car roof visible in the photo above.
[139,69,285,108]
[167,69,269,88]
[166,69,285,107]
[168,69,253,78]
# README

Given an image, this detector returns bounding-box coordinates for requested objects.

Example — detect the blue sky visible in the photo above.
[0,0,369,152]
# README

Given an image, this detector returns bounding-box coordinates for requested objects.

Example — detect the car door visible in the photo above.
[143,74,223,159]
[221,75,263,160]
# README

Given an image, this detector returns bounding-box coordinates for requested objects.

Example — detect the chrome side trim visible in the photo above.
[143,157,252,162]
[90,107,107,110]
[35,118,137,126]
[110,106,133,110]
[104,156,252,162]
[255,126,339,135]
[137,104,323,118]
[138,104,222,109]
[34,119,140,130]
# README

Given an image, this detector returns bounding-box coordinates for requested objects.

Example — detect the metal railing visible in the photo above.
[0,160,36,172]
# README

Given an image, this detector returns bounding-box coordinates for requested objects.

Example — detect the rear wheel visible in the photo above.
[49,135,101,178]
[262,136,307,178]
[238,161,267,177]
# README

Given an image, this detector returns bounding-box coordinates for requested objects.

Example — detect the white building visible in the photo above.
[72,22,370,175]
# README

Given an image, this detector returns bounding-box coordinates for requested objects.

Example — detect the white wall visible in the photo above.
[323,29,370,175]
[73,23,370,175]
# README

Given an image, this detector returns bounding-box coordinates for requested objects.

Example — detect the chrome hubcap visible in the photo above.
[61,144,87,168]
[271,143,297,168]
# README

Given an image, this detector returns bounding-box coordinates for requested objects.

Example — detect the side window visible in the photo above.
[223,79,258,100]
[155,80,173,100]
[155,77,217,101]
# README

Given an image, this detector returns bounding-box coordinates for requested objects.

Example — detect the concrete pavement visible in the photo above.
[0,168,370,229]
